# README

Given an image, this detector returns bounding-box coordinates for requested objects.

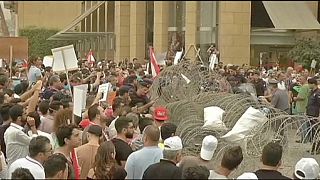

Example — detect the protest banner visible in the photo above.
[43,55,54,67]
[73,84,88,117]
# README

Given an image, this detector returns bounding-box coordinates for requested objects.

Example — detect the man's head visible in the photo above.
[0,103,13,123]
[109,75,118,87]
[11,168,34,179]
[49,101,63,115]
[261,142,283,168]
[29,136,52,164]
[287,67,294,75]
[137,79,152,96]
[138,116,154,132]
[221,146,243,171]
[9,104,26,126]
[49,75,63,90]
[115,116,134,139]
[142,125,160,146]
[161,122,177,140]
[56,125,81,148]
[38,100,50,116]
[87,124,103,142]
[88,104,105,122]
[277,71,286,81]
[163,136,183,164]
[182,165,210,179]
[0,74,8,90]
[43,153,68,179]
[308,78,318,90]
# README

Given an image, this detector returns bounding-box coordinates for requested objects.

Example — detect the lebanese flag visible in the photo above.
[87,49,95,65]
[149,47,160,77]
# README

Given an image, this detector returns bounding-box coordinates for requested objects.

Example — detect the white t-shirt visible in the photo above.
[8,156,45,179]
[209,170,228,179]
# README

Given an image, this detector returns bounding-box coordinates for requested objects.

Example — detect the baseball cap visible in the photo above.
[164,136,183,151]
[154,107,169,121]
[295,158,320,179]
[87,124,103,137]
[237,172,258,179]
[200,135,218,161]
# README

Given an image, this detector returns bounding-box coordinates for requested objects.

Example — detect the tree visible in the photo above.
[19,26,75,58]
[288,38,320,68]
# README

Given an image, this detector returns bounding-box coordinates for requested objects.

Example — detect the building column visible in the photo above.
[218,1,251,65]
[153,2,169,55]
[130,1,146,62]
[115,1,130,62]
[185,1,199,60]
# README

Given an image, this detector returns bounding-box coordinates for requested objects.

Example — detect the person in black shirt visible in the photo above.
[0,103,12,158]
[129,79,152,108]
[254,142,290,179]
[142,136,183,179]
[252,71,267,97]
[306,78,320,154]
[111,117,134,167]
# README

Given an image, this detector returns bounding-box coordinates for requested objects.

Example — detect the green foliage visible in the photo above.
[19,26,75,58]
[288,38,320,68]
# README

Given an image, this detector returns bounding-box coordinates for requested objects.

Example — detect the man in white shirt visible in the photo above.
[4,104,38,166]
[8,136,52,179]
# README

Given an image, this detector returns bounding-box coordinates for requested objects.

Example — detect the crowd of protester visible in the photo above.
[0,55,319,179]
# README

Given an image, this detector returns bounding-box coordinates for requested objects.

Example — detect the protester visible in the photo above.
[142,136,183,179]
[0,103,12,158]
[11,167,35,179]
[43,153,69,179]
[111,116,134,167]
[87,141,126,179]
[8,136,52,179]
[254,142,290,179]
[158,122,177,149]
[209,146,243,179]
[76,124,102,179]
[125,125,163,179]
[4,104,38,166]
[182,165,210,179]
[54,125,82,179]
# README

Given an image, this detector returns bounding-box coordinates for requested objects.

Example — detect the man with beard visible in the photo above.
[112,117,134,168]
[4,104,38,166]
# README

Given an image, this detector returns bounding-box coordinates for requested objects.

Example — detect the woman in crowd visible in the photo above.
[87,141,126,180]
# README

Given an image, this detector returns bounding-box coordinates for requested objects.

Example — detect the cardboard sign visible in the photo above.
[43,56,54,67]
[174,51,183,65]
[73,84,88,117]
[311,60,317,69]
[51,45,78,72]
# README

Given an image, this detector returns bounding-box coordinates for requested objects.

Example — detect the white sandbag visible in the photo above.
[221,106,268,142]
[202,106,227,129]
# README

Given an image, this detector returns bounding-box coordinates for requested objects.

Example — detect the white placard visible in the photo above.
[174,51,183,65]
[43,56,54,67]
[311,60,317,69]
[181,73,191,84]
[98,83,111,101]
[73,84,88,117]
[0,59,3,68]
[52,45,78,72]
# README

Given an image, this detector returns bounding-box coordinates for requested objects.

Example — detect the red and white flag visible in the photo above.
[86,49,95,65]
[149,47,160,77]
